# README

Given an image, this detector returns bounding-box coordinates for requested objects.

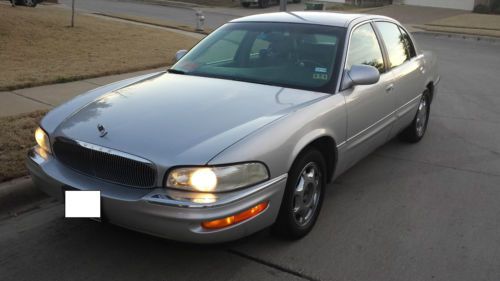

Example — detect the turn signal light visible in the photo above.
[201,202,269,230]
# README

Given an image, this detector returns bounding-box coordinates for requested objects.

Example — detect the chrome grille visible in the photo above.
[53,138,156,188]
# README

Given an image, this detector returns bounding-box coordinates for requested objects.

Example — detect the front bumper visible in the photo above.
[26,147,287,243]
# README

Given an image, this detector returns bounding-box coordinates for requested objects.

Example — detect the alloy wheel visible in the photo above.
[292,162,321,227]
[415,96,428,137]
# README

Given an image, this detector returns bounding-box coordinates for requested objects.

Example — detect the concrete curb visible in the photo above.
[92,12,211,35]
[136,0,206,9]
[411,30,500,43]
[0,176,48,220]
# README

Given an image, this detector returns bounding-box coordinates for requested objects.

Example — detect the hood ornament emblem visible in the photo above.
[97,124,108,137]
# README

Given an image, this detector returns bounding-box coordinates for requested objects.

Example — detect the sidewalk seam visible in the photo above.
[10,91,54,107]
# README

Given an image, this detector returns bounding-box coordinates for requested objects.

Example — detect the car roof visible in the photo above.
[230,11,393,28]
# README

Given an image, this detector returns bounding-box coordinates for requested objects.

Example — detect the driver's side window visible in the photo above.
[346,23,385,73]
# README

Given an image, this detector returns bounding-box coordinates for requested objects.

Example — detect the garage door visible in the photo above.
[404,0,474,11]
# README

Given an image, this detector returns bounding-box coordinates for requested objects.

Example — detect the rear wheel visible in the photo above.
[399,90,431,143]
[23,0,37,7]
[272,148,326,239]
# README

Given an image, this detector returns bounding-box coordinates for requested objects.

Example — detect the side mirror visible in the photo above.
[341,64,380,90]
[175,49,188,62]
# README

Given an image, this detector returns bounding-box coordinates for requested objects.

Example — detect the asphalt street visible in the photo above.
[59,0,239,29]
[1,31,500,281]
[58,0,465,29]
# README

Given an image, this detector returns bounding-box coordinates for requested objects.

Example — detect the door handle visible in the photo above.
[386,84,394,93]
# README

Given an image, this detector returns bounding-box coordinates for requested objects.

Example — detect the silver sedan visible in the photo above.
[27,12,439,243]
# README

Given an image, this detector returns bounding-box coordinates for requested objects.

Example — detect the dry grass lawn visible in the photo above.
[0,4,198,90]
[0,110,47,182]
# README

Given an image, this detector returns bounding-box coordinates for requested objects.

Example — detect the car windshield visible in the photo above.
[171,22,346,93]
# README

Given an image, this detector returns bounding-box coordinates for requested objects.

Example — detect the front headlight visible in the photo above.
[35,127,52,154]
[166,162,269,192]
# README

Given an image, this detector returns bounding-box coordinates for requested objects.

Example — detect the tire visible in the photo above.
[258,0,268,8]
[272,148,326,239]
[399,90,431,143]
[293,0,301,3]
[23,0,37,7]
[241,2,250,7]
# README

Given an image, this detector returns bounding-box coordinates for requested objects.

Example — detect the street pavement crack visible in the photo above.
[227,249,321,281]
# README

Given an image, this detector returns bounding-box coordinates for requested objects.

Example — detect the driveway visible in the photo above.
[1,33,500,281]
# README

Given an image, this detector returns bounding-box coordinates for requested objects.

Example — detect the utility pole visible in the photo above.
[71,0,75,27]
[280,0,286,11]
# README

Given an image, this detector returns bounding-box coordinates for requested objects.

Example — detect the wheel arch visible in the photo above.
[426,81,435,103]
[290,131,338,184]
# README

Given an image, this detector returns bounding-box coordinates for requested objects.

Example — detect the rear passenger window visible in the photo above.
[375,22,410,68]
[399,26,417,58]
[346,23,385,73]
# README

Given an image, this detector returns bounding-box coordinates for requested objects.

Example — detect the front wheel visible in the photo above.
[23,0,37,7]
[399,90,431,143]
[241,2,250,7]
[272,148,326,239]
[258,0,269,8]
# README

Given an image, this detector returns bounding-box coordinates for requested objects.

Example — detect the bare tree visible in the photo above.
[71,0,75,27]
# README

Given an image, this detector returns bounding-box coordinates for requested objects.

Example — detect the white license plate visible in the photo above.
[65,190,101,218]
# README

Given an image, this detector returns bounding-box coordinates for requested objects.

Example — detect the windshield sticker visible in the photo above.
[313,73,328,80]
[314,67,327,73]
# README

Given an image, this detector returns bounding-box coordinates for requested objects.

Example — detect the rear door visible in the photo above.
[341,22,397,167]
[374,21,427,136]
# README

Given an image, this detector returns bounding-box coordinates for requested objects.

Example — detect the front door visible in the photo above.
[341,22,397,167]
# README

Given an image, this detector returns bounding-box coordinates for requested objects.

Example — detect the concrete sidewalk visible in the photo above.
[0,67,165,117]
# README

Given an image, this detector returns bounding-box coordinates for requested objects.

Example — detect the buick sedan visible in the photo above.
[27,12,439,243]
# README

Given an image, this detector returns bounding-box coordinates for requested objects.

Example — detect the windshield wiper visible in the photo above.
[167,68,186,75]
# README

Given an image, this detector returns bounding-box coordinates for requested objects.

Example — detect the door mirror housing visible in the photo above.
[175,49,188,62]
[341,64,380,90]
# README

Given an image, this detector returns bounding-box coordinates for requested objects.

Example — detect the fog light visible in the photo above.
[201,202,268,230]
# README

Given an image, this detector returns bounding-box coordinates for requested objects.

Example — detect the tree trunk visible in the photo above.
[71,0,75,27]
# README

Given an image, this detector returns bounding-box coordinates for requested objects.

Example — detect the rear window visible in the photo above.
[375,22,410,69]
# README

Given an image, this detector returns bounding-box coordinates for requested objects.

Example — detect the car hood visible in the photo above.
[54,73,327,166]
